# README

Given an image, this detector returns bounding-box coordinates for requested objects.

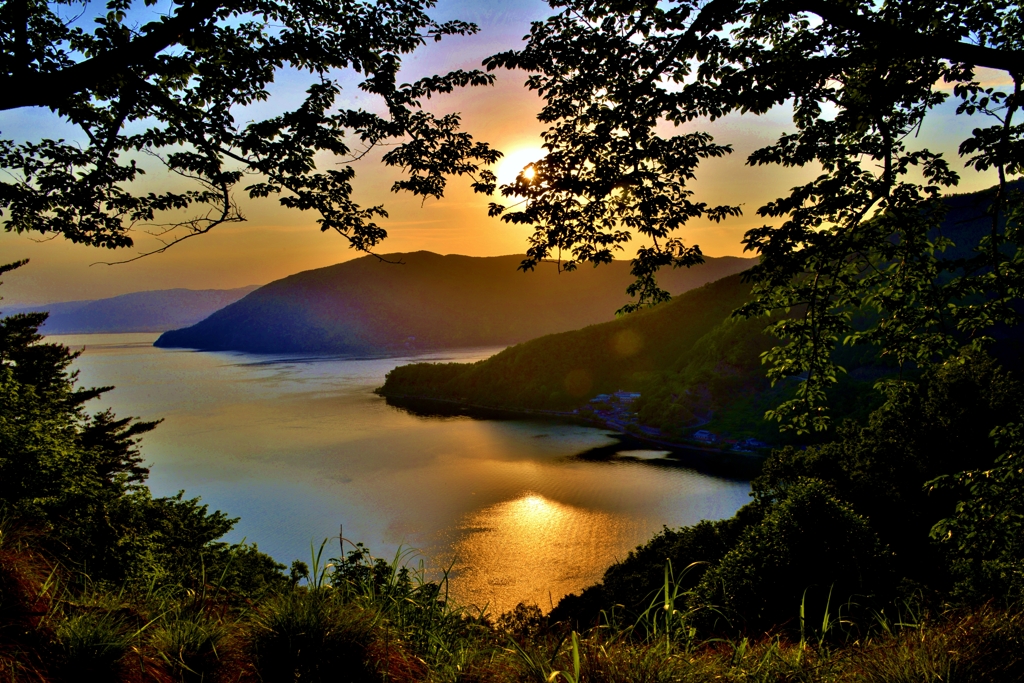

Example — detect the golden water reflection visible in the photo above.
[446,493,643,614]
[63,335,752,613]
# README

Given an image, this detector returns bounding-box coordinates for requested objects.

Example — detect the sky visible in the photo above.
[0,0,1009,306]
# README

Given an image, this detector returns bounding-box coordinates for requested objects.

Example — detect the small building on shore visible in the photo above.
[693,429,718,443]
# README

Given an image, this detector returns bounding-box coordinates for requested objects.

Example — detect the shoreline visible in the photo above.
[378,392,767,480]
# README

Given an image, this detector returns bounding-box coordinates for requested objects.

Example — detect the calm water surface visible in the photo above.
[59,333,750,613]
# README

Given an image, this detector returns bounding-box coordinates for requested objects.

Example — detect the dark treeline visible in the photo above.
[377,271,881,443]
[552,350,1024,633]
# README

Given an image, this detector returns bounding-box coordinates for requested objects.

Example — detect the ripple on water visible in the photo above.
[445,493,644,613]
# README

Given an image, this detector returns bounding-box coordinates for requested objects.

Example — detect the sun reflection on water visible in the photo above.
[445,492,643,615]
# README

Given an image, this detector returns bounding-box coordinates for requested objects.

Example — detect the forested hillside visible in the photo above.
[154,252,755,354]
[377,273,757,412]
[378,270,895,441]
[378,184,1022,441]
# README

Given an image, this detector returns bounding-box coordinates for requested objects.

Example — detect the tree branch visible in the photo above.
[638,0,744,90]
[0,0,221,111]
[795,0,1024,74]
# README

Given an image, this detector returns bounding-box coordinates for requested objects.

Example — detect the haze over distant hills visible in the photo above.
[2,286,260,335]
[155,252,758,354]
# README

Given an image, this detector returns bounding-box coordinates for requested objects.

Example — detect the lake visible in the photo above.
[60,333,751,614]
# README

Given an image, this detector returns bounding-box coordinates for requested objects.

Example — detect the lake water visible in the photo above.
[60,333,751,614]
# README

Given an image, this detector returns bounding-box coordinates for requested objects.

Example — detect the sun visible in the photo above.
[495,146,545,187]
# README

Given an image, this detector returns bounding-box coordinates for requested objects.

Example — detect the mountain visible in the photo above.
[376,273,779,434]
[2,286,260,334]
[376,269,901,442]
[377,184,1023,442]
[154,252,757,354]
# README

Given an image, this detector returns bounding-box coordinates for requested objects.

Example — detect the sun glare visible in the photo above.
[445,492,637,614]
[495,147,545,187]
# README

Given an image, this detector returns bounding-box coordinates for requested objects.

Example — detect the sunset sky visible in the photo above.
[0,0,1007,306]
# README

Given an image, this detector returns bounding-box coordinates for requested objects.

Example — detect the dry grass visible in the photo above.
[3,529,1022,683]
[845,606,1024,682]
[0,522,55,683]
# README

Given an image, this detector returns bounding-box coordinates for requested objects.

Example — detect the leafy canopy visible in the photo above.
[0,0,499,258]
[486,0,1024,431]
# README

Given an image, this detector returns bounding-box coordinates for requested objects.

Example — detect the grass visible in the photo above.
[3,537,1023,683]
[248,590,386,682]
[0,520,55,682]
[148,605,232,682]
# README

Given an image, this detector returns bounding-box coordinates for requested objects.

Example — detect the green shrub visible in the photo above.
[50,609,134,682]
[931,422,1024,604]
[753,350,1024,591]
[328,543,487,675]
[551,504,767,630]
[692,478,888,635]
[149,608,230,683]
[248,588,381,682]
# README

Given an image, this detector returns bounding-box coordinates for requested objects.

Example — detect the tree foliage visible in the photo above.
[0,260,284,593]
[487,0,1024,430]
[0,0,499,258]
[553,350,1024,634]
[930,421,1024,602]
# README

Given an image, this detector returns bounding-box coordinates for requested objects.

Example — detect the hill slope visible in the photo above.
[376,273,785,434]
[3,286,259,334]
[154,252,756,354]
[378,185,1019,441]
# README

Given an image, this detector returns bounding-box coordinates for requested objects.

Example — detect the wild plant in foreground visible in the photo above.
[849,605,1024,683]
[48,601,138,681]
[247,542,427,682]
[247,586,385,682]
[629,559,705,654]
[327,540,494,679]
[148,604,230,683]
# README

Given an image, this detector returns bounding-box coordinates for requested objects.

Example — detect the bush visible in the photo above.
[149,607,231,683]
[692,478,889,635]
[247,589,384,682]
[931,422,1024,604]
[550,504,767,630]
[753,350,1024,591]
[50,608,134,682]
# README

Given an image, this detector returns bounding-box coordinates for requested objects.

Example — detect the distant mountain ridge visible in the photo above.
[2,286,260,334]
[154,252,757,354]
